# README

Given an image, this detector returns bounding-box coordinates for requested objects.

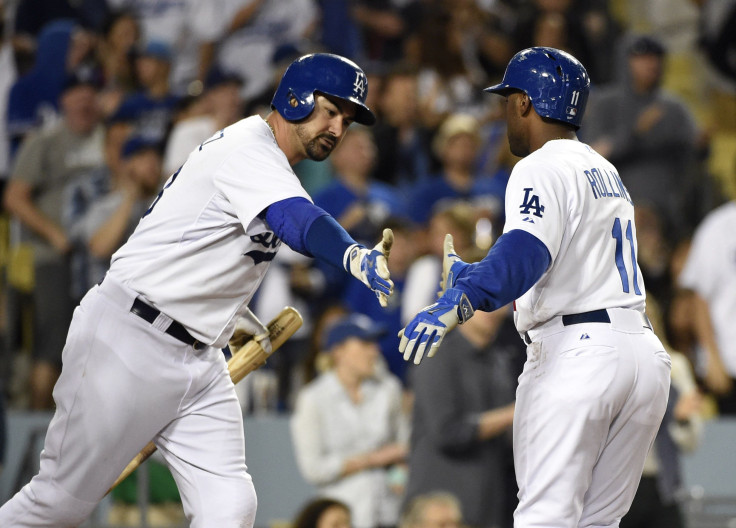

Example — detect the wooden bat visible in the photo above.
[106,306,303,495]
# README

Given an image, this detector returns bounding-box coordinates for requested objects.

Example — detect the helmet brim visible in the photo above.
[352,103,376,126]
[484,83,519,97]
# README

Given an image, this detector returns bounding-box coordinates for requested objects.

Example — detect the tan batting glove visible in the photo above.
[344,228,394,307]
[438,233,471,298]
[229,308,272,355]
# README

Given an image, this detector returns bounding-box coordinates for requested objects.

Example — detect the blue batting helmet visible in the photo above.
[271,53,376,126]
[485,47,590,129]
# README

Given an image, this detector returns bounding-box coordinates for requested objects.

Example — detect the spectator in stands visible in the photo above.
[343,218,418,385]
[69,134,163,291]
[512,0,604,81]
[12,0,109,59]
[216,0,319,109]
[315,125,406,246]
[163,67,244,175]
[96,10,141,118]
[404,307,522,528]
[106,0,227,96]
[407,113,504,227]
[401,201,478,324]
[370,63,432,190]
[405,4,483,129]
[400,492,463,528]
[293,497,351,528]
[109,40,180,142]
[352,0,421,65]
[677,185,736,413]
[3,71,106,409]
[582,34,703,242]
[7,20,96,154]
[291,313,409,528]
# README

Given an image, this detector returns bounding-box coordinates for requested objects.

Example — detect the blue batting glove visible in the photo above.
[438,233,471,297]
[399,287,474,364]
[345,228,394,307]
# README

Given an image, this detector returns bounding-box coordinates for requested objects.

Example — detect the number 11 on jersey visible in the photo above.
[611,217,641,295]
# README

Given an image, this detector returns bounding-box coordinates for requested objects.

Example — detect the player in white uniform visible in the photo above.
[400,48,672,528]
[0,53,393,528]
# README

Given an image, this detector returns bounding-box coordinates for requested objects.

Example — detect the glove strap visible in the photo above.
[343,243,363,272]
[444,288,475,324]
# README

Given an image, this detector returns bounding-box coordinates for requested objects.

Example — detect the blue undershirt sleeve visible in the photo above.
[455,229,551,312]
[264,197,358,268]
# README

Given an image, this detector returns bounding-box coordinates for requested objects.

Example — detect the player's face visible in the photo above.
[504,92,531,158]
[295,95,355,162]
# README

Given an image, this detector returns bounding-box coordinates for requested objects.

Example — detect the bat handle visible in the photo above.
[106,441,157,495]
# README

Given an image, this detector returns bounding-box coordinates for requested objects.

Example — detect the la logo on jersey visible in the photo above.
[353,71,366,99]
[519,187,545,219]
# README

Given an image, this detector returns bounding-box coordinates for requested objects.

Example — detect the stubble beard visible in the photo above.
[295,124,335,161]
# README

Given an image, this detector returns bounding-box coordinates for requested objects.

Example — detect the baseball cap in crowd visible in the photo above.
[432,113,481,157]
[121,135,162,159]
[140,40,173,62]
[204,67,244,91]
[323,314,387,350]
[628,35,666,57]
[62,68,102,93]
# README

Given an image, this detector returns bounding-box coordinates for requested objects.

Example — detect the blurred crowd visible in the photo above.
[0,0,734,526]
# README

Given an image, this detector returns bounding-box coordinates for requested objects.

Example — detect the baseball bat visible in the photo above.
[106,306,303,495]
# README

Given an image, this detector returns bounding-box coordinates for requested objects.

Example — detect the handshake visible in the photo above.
[344,229,477,365]
[399,234,475,365]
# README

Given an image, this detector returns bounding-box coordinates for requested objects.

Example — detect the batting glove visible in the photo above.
[345,228,394,307]
[438,233,471,297]
[229,308,272,355]
[399,287,474,365]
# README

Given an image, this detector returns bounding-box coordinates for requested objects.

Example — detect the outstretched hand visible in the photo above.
[346,228,394,307]
[399,287,474,364]
[438,233,471,297]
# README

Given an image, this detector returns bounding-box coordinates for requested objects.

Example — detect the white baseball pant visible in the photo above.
[0,276,257,527]
[513,308,671,528]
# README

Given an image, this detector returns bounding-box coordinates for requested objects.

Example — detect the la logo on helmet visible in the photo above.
[353,71,366,98]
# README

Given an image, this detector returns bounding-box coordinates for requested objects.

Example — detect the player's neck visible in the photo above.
[264,113,305,166]
[531,127,577,153]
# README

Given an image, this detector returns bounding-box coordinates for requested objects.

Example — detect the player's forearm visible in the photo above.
[455,230,550,312]
[265,197,356,265]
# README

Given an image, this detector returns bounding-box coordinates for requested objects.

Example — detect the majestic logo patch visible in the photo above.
[519,188,545,218]
[353,71,366,99]
[580,333,590,340]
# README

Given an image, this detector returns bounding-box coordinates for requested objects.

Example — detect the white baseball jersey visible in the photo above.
[108,116,311,348]
[503,139,646,333]
[678,201,736,376]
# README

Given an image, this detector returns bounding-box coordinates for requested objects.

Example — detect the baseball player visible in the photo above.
[399,47,672,528]
[0,53,393,528]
